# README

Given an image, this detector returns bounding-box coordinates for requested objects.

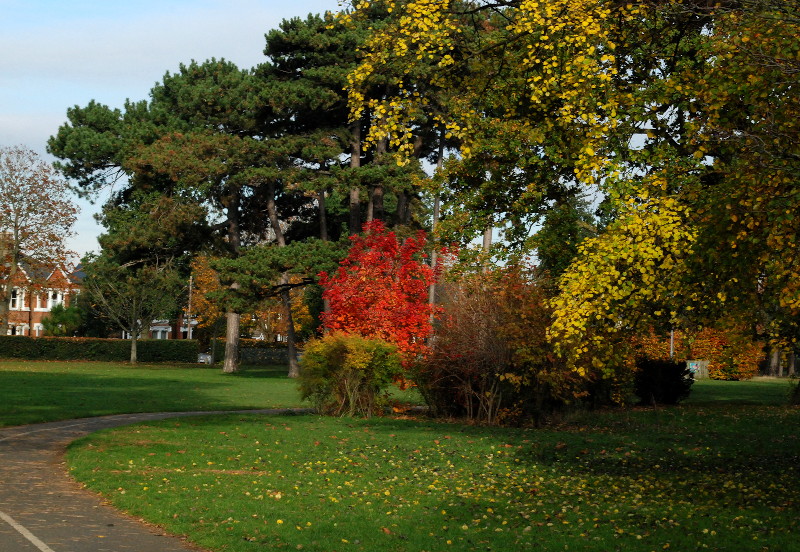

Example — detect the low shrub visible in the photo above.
[298,332,401,417]
[634,357,694,405]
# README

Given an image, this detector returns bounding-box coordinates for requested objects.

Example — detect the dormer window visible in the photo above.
[48,291,63,309]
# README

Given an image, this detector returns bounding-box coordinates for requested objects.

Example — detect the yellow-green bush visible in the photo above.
[298,332,401,417]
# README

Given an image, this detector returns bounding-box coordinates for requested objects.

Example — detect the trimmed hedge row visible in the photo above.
[211,338,294,350]
[0,335,199,363]
[208,338,291,365]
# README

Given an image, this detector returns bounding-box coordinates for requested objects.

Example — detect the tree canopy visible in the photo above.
[344,0,800,374]
[44,1,799,383]
[0,146,77,328]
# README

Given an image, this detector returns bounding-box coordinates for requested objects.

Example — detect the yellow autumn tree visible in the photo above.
[548,194,696,357]
[346,1,798,376]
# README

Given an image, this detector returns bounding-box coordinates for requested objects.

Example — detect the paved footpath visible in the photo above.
[0,409,309,552]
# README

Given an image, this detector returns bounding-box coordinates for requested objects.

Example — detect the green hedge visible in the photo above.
[207,338,290,365]
[211,338,293,350]
[0,335,199,363]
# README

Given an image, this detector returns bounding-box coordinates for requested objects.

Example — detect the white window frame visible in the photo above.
[47,290,64,310]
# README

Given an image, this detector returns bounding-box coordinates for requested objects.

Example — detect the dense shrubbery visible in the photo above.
[0,335,198,363]
[298,332,402,417]
[416,266,583,425]
[633,357,694,405]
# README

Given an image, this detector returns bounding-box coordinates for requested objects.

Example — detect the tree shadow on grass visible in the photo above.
[511,402,800,505]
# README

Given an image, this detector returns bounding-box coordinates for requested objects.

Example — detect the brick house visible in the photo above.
[5,262,82,336]
[4,261,197,339]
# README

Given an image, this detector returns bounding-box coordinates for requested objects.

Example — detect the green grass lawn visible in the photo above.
[685,376,793,405]
[64,377,800,552]
[0,360,304,427]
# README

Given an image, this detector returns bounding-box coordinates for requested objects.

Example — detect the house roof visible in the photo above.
[69,263,85,284]
[8,257,82,288]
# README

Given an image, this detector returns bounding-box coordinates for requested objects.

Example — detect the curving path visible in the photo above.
[0,409,311,552]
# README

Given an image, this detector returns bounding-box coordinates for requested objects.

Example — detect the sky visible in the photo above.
[0,0,343,260]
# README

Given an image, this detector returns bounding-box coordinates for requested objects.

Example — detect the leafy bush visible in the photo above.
[416,266,582,425]
[298,332,402,417]
[633,357,694,405]
[319,221,439,365]
[0,335,198,363]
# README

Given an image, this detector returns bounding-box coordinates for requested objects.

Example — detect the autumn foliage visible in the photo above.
[191,255,313,340]
[319,221,438,363]
[634,327,764,381]
[190,256,225,329]
[298,332,402,417]
[416,265,582,424]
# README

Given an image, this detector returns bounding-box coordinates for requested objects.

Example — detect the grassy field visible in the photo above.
[0,360,304,427]
[64,376,799,552]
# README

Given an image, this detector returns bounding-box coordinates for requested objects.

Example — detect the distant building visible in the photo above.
[143,314,198,340]
[5,262,82,336]
[5,260,198,340]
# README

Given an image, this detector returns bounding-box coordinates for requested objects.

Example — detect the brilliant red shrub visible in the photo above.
[319,221,439,363]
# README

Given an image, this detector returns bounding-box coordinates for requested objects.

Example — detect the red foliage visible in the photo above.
[319,221,439,363]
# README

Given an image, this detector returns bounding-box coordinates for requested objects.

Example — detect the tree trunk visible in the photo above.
[769,348,781,377]
[222,188,242,373]
[267,180,301,378]
[482,225,493,272]
[223,311,240,373]
[130,332,138,364]
[317,187,328,242]
[282,281,300,378]
[396,190,410,226]
[349,120,362,235]
[369,132,387,223]
[370,185,384,222]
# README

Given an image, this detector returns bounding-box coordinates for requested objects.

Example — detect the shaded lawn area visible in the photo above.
[0,360,304,427]
[66,378,800,552]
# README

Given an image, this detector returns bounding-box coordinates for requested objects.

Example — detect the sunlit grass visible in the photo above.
[67,382,800,552]
[0,361,304,426]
